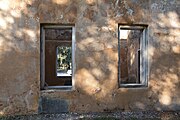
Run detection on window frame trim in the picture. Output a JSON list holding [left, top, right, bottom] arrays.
[[40, 24, 76, 90], [118, 24, 148, 88]]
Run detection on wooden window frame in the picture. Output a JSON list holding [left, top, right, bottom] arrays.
[[40, 24, 75, 90], [118, 24, 148, 88]]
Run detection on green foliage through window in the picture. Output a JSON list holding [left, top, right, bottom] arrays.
[[57, 46, 72, 73]]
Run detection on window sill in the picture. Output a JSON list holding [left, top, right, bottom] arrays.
[[119, 84, 148, 88], [41, 86, 75, 92]]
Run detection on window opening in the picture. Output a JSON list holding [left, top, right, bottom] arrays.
[[118, 24, 148, 88], [56, 46, 72, 77], [40, 25, 75, 90]]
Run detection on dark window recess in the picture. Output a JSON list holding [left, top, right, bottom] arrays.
[[41, 26, 74, 89], [45, 28, 72, 40], [120, 30, 141, 84], [118, 25, 148, 87]]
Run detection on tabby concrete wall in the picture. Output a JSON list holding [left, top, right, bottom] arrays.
[[0, 0, 179, 115]]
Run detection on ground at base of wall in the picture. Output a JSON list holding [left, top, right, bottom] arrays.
[[0, 111, 180, 120]]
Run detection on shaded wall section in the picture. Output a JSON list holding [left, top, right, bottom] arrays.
[[0, 0, 179, 115]]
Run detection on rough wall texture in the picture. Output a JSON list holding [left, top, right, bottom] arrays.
[[0, 0, 179, 115]]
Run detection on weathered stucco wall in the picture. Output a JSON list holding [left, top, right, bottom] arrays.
[[0, 0, 179, 115]]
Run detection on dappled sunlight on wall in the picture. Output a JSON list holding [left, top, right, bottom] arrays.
[[0, 0, 179, 115], [75, 13, 119, 104], [0, 0, 10, 11], [0, 0, 40, 115], [86, 0, 96, 5], [151, 73, 179, 105], [53, 0, 70, 5], [151, 11, 180, 54], [149, 10, 180, 109], [75, 47, 119, 101], [107, 19, 117, 32], [156, 12, 180, 28], [0, 111, 4, 116], [76, 68, 101, 95]]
